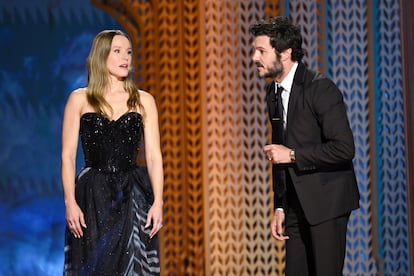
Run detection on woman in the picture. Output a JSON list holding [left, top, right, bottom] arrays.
[[61, 30, 163, 275]]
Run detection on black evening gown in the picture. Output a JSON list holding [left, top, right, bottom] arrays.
[[64, 112, 160, 275]]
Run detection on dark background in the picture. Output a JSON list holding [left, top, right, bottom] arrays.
[[0, 1, 121, 274]]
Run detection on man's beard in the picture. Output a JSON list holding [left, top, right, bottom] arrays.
[[263, 59, 283, 79]]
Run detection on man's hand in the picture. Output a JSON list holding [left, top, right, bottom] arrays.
[[271, 209, 289, 240], [264, 144, 291, 164]]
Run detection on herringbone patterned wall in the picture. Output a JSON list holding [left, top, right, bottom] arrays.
[[93, 0, 410, 275]]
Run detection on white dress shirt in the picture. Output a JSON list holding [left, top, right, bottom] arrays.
[[275, 62, 298, 128]]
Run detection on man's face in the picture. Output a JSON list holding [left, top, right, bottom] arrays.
[[251, 35, 283, 79]]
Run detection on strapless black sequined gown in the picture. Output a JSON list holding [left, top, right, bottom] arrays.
[[64, 112, 160, 276]]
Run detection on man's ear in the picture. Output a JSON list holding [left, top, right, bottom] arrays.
[[280, 48, 292, 61]]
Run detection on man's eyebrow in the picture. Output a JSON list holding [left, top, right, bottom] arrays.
[[255, 46, 269, 51]]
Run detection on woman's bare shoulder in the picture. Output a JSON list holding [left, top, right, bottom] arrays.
[[70, 87, 87, 97], [138, 89, 157, 116], [65, 87, 88, 110], [138, 89, 154, 100], [139, 89, 156, 107]]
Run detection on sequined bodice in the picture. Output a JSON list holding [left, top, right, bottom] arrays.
[[79, 112, 143, 173]]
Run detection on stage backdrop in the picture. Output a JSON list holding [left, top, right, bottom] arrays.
[[0, 0, 411, 275]]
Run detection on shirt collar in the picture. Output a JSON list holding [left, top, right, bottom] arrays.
[[277, 62, 298, 93]]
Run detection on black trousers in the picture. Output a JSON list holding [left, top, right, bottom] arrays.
[[284, 177, 350, 276]]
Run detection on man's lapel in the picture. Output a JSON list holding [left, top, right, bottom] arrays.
[[286, 63, 306, 130]]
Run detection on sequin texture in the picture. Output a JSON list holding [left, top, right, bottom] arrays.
[[64, 112, 160, 276]]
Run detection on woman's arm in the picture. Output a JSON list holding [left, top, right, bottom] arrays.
[[61, 89, 86, 238], [140, 90, 164, 238]]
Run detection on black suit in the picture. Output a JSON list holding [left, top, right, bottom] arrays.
[[267, 62, 360, 275]]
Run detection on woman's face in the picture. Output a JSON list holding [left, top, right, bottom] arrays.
[[106, 35, 132, 80]]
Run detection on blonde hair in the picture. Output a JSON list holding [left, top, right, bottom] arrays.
[[86, 30, 144, 117]]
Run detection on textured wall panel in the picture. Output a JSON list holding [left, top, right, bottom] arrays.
[[154, 2, 189, 274], [325, 0, 377, 274], [180, 0, 205, 274], [375, 0, 410, 274], [204, 1, 246, 274], [204, 0, 283, 275], [288, 0, 319, 71]]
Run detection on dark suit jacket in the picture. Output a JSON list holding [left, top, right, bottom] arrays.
[[268, 62, 360, 225]]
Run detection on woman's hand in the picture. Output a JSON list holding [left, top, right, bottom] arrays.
[[146, 201, 163, 238], [65, 200, 86, 238]]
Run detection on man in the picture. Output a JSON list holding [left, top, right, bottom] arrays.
[[249, 16, 360, 276]]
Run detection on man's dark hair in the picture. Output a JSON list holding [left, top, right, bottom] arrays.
[[249, 16, 305, 62]]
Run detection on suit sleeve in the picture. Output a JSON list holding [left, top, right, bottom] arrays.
[[295, 78, 355, 171]]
